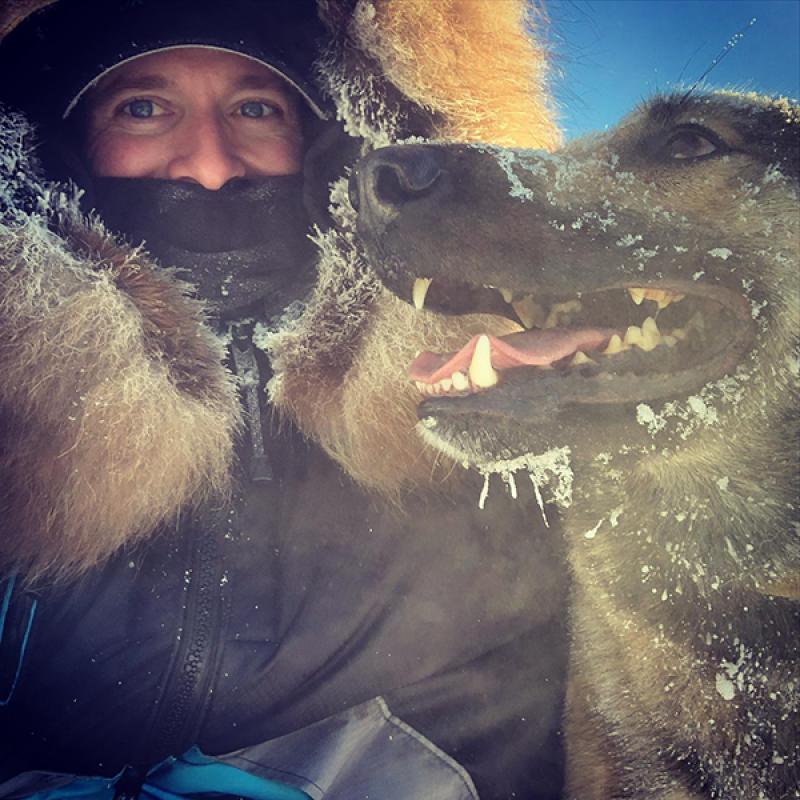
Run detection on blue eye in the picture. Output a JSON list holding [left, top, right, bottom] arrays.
[[239, 101, 275, 119], [125, 99, 155, 118]]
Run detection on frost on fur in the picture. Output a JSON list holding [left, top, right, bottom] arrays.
[[0, 111, 239, 581], [349, 90, 800, 798]]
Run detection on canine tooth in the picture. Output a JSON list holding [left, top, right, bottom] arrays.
[[603, 334, 626, 355], [571, 351, 595, 366], [468, 334, 499, 389], [642, 316, 660, 336], [671, 327, 688, 341], [452, 371, 469, 391], [624, 325, 644, 347], [639, 316, 661, 351], [499, 288, 514, 304], [628, 288, 646, 305], [413, 278, 432, 310], [512, 296, 546, 329]]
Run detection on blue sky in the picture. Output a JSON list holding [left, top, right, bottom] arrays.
[[542, 0, 800, 139]]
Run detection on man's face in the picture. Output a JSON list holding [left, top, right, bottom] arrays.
[[86, 48, 304, 189]]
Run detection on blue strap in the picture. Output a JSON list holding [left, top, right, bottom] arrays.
[[20, 748, 310, 800], [0, 574, 38, 706]]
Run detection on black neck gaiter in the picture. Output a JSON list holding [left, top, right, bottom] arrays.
[[91, 175, 318, 318]]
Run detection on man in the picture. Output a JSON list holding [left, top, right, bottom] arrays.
[[85, 48, 305, 187], [0, 2, 567, 798]]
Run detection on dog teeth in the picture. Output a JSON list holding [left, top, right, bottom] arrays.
[[499, 288, 514, 303], [571, 351, 596, 366], [627, 287, 686, 309], [451, 371, 469, 391], [654, 290, 685, 309], [621, 317, 662, 352], [468, 334, 499, 389], [413, 337, 499, 396], [623, 325, 643, 347], [603, 334, 628, 355], [640, 316, 661, 350], [413, 278, 432, 310]]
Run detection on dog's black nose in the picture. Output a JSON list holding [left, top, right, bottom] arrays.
[[352, 145, 446, 230]]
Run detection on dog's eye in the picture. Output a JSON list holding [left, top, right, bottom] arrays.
[[665, 129, 720, 160]]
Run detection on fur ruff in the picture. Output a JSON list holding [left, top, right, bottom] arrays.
[[0, 114, 239, 581], [267, 0, 560, 493], [265, 233, 521, 495]]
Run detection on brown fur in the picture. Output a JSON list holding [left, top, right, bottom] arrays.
[[0, 208, 239, 582], [357, 0, 560, 149]]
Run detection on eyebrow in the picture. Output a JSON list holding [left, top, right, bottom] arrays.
[[90, 74, 171, 105], [93, 71, 287, 103]]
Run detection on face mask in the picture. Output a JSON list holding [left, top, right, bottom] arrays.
[[91, 175, 318, 318]]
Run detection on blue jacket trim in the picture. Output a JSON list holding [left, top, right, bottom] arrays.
[[15, 748, 310, 800], [0, 575, 37, 706]]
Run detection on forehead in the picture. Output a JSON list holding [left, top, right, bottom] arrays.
[[92, 46, 294, 96]]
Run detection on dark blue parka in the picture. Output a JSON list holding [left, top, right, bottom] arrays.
[[1, 394, 568, 798]]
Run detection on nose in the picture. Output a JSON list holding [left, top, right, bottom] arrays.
[[166, 115, 247, 190], [351, 145, 446, 230]]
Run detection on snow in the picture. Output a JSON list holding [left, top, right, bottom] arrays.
[[709, 247, 733, 260], [467, 446, 573, 528], [716, 672, 736, 700]]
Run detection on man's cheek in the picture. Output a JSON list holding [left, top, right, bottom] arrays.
[[249, 137, 303, 176], [87, 133, 162, 178]]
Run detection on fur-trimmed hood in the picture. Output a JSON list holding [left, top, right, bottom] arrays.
[[0, 0, 560, 580]]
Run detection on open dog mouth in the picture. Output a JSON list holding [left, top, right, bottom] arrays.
[[403, 276, 755, 408]]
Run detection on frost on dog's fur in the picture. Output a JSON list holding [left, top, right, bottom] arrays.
[[355, 92, 799, 798]]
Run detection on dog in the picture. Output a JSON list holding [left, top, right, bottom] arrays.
[[352, 91, 800, 798]]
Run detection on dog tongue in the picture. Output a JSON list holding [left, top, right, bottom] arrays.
[[409, 328, 616, 383]]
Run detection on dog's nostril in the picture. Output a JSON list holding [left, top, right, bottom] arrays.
[[374, 164, 413, 208], [354, 146, 446, 227], [367, 147, 445, 211]]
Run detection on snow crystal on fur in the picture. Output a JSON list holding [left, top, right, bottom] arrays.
[[0, 111, 239, 581]]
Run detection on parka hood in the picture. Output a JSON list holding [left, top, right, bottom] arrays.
[[2, 0, 560, 148], [0, 0, 560, 580]]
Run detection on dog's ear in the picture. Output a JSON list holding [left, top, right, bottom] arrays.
[[303, 119, 364, 231]]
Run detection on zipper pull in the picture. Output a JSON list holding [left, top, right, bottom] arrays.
[[230, 327, 273, 482]]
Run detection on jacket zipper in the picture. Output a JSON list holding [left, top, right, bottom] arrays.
[[142, 516, 228, 763]]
